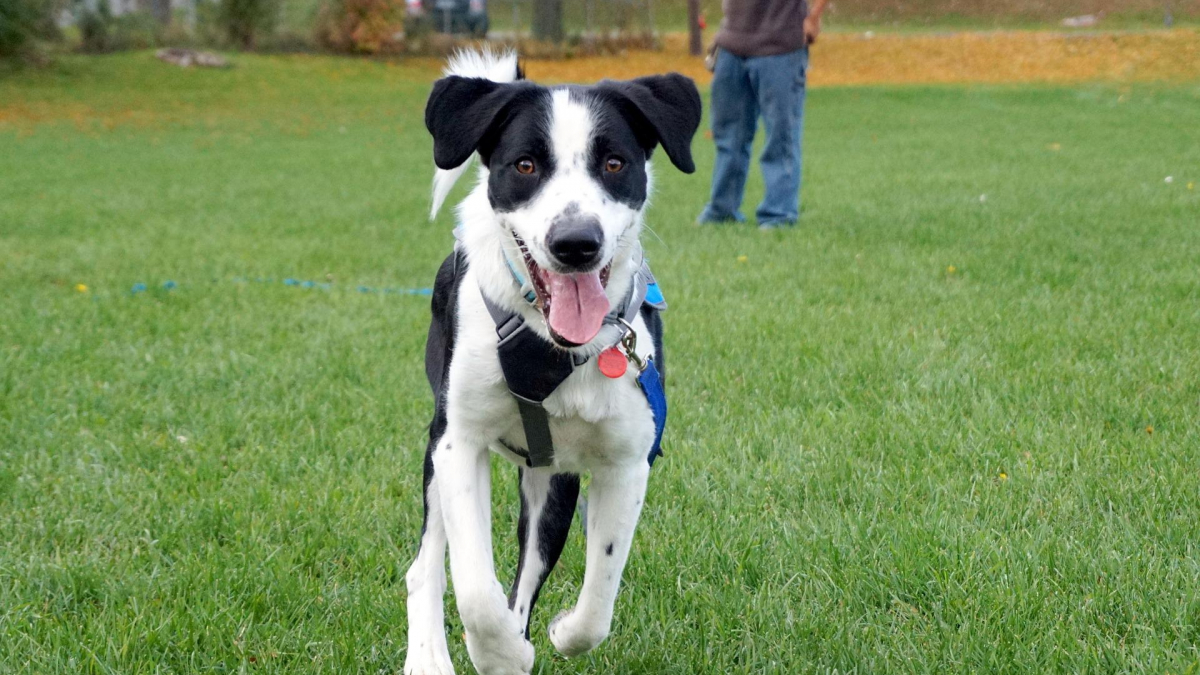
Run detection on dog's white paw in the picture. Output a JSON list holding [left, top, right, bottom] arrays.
[[548, 608, 609, 658], [462, 599, 534, 675], [403, 637, 456, 675], [464, 628, 533, 675]]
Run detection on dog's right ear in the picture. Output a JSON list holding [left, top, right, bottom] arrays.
[[425, 76, 527, 170]]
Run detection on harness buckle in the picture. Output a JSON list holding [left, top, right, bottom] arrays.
[[618, 318, 647, 373]]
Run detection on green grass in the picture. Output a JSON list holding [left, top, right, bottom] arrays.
[[3, 53, 1200, 674]]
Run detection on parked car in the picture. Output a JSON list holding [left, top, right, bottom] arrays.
[[406, 0, 488, 37]]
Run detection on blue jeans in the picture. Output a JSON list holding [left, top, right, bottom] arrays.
[[698, 47, 809, 226]]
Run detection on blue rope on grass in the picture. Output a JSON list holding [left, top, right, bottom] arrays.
[[124, 276, 432, 297]]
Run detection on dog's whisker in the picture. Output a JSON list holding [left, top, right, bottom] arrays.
[[640, 223, 668, 249]]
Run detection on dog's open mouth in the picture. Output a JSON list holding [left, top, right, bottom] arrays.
[[513, 232, 611, 347]]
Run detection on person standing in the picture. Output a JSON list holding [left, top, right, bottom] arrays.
[[697, 0, 828, 229]]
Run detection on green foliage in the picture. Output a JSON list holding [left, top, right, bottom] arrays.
[[77, 0, 112, 51], [218, 0, 279, 49], [78, 0, 165, 53], [0, 0, 59, 59], [2, 54, 1200, 673]]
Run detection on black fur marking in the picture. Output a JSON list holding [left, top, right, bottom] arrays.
[[583, 103, 650, 208], [510, 469, 530, 610], [425, 77, 548, 171], [419, 250, 467, 536], [508, 471, 581, 639], [640, 304, 666, 386], [485, 90, 557, 213], [589, 74, 703, 174], [605, 543, 614, 556]]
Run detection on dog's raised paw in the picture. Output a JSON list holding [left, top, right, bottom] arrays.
[[549, 608, 609, 658], [463, 625, 534, 675]]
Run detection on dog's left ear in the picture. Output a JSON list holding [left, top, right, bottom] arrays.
[[597, 73, 703, 174]]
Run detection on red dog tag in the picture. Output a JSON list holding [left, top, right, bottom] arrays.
[[598, 347, 628, 378]]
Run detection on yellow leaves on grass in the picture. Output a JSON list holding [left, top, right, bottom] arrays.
[[525, 28, 1200, 86]]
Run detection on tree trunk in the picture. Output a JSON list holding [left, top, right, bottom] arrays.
[[687, 0, 701, 55], [532, 0, 563, 43]]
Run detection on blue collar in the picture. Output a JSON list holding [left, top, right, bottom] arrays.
[[502, 251, 539, 306]]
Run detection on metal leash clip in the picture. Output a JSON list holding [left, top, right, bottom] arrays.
[[618, 318, 647, 373]]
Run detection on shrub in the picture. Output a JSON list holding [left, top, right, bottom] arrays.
[[0, 0, 60, 59], [315, 0, 402, 54], [78, 0, 112, 52], [218, 0, 279, 49], [79, 0, 163, 53]]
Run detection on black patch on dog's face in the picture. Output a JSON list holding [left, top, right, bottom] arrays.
[[484, 95, 557, 213], [582, 90, 651, 208], [480, 85, 652, 213]]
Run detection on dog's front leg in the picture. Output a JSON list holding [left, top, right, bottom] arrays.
[[435, 438, 534, 675], [549, 461, 650, 657], [404, 438, 455, 675]]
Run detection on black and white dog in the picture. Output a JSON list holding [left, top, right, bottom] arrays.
[[404, 50, 701, 675]]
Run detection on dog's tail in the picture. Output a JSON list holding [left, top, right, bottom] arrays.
[[430, 48, 521, 220]]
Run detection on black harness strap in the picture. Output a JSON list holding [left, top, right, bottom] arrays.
[[482, 293, 574, 467], [482, 267, 648, 468], [515, 399, 555, 467]]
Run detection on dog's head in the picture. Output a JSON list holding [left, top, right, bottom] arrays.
[[426, 67, 701, 347]]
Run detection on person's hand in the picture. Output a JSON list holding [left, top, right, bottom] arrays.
[[804, 14, 822, 45]]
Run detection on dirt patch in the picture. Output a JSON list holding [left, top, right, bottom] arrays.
[[524, 28, 1200, 85]]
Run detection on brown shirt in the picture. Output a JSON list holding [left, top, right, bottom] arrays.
[[715, 0, 808, 58]]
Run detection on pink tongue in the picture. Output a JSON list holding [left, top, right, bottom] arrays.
[[545, 271, 610, 345]]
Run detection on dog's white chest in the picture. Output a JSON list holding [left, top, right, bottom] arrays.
[[537, 366, 656, 469]]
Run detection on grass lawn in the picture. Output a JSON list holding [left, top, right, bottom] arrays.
[[2, 53, 1200, 674]]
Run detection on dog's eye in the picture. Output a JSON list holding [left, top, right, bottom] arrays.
[[515, 158, 536, 175], [605, 157, 625, 173]]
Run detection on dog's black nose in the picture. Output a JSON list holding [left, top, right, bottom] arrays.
[[546, 216, 604, 270]]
